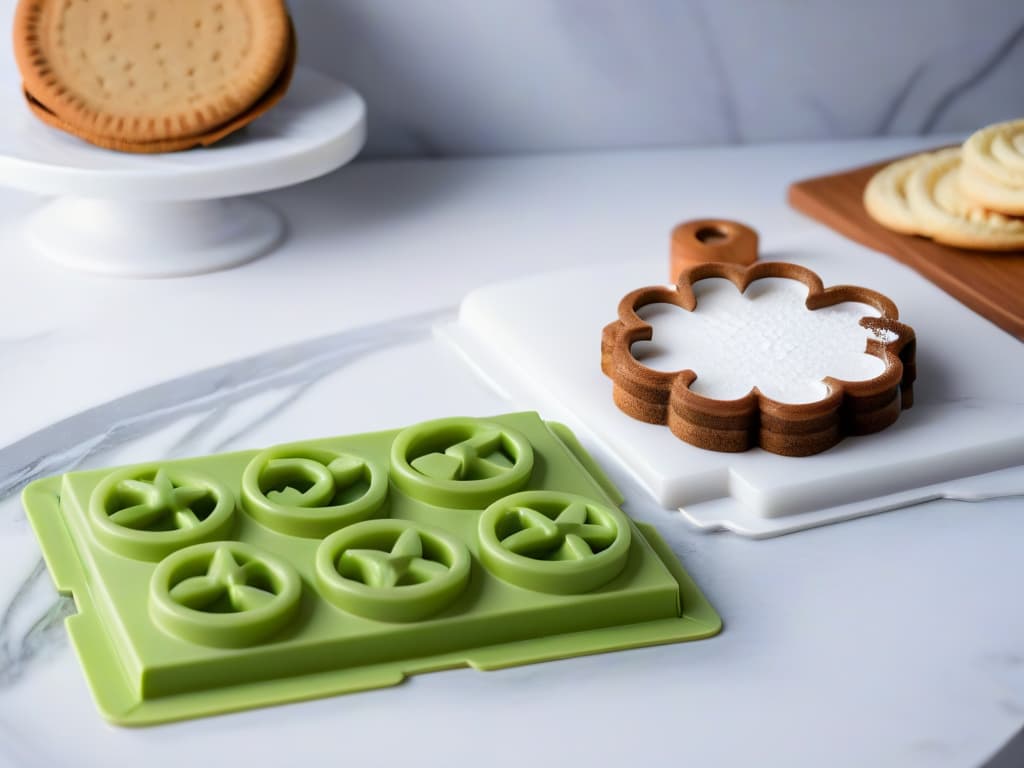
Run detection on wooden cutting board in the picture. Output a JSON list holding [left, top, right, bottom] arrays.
[[788, 154, 1024, 340]]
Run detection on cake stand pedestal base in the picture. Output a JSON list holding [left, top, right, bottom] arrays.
[[27, 197, 285, 277]]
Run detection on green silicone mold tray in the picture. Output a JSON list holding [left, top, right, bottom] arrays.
[[23, 413, 721, 725]]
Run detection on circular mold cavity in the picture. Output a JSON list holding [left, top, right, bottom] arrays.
[[315, 519, 471, 623], [241, 445, 388, 538], [150, 541, 301, 648], [389, 417, 534, 509], [88, 465, 235, 561], [477, 491, 632, 595]]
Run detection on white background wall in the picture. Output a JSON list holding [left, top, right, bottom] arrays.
[[4, 0, 1024, 157], [290, 0, 1024, 156]]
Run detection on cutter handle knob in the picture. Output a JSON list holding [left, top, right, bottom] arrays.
[[670, 219, 759, 281]]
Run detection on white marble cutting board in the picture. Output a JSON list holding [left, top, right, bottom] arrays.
[[439, 234, 1024, 537]]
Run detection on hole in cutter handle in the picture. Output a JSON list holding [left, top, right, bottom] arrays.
[[670, 218, 759, 281], [695, 226, 730, 244]]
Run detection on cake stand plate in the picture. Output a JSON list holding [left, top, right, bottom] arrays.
[[0, 67, 366, 277]]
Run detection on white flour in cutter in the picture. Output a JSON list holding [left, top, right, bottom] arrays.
[[633, 277, 886, 403]]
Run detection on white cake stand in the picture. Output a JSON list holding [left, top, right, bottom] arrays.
[[0, 68, 366, 277]]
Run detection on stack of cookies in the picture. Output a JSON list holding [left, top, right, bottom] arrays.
[[864, 119, 1024, 251], [13, 0, 296, 153]]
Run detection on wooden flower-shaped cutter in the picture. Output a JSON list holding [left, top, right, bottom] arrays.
[[602, 220, 917, 457]]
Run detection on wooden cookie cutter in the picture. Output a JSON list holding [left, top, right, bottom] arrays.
[[603, 227, 916, 456]]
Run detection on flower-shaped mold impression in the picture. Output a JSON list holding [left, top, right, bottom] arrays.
[[389, 417, 534, 509], [601, 262, 916, 456], [316, 519, 471, 622], [478, 491, 632, 595], [241, 445, 388, 538], [150, 541, 302, 648], [89, 465, 236, 561]]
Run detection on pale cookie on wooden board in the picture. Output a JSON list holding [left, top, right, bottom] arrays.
[[863, 151, 937, 235], [13, 0, 291, 145], [960, 119, 1024, 215], [905, 147, 1024, 251]]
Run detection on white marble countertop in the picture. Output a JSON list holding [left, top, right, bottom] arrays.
[[0, 136, 1022, 768]]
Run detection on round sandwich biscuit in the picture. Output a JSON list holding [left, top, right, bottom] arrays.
[[905, 147, 1024, 251], [863, 151, 936, 235], [23, 20, 296, 153], [14, 0, 291, 145]]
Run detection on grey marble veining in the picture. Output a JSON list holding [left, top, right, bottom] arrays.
[[0, 0, 1020, 158], [287, 0, 1024, 156], [0, 309, 452, 510], [0, 556, 73, 688], [0, 310, 452, 691]]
